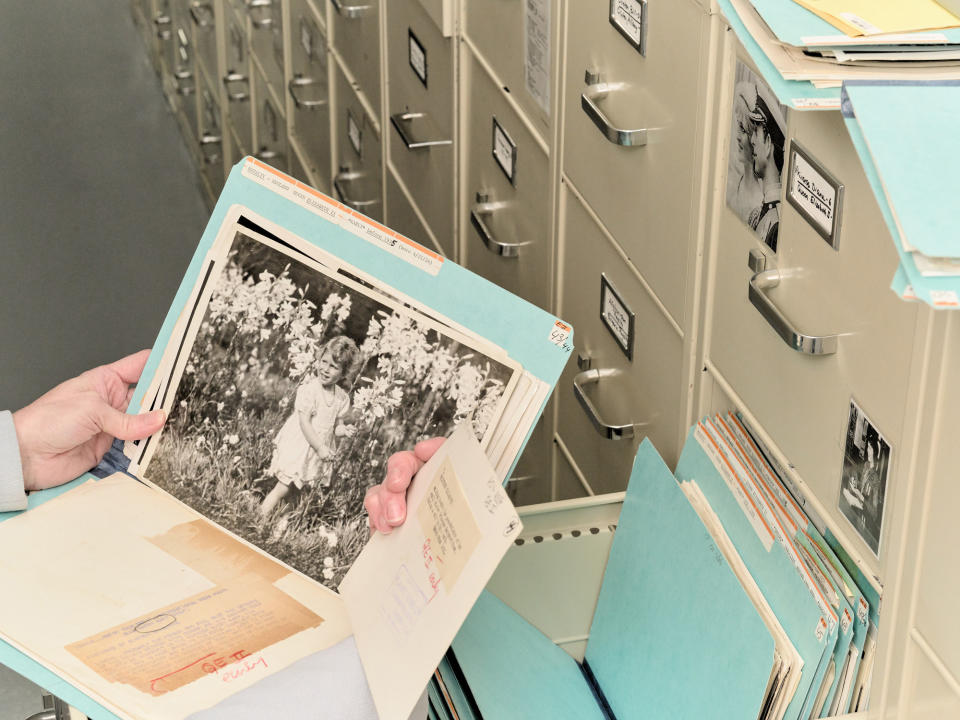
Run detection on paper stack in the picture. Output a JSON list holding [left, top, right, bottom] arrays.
[[718, 0, 960, 109], [839, 81, 960, 308], [427, 416, 882, 719]]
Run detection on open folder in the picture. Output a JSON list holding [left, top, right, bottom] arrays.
[[448, 439, 797, 720], [0, 159, 573, 720]]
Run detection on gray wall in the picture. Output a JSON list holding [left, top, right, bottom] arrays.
[[0, 1, 209, 411]]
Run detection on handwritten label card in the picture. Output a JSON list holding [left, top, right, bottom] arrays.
[[341, 426, 521, 720], [609, 0, 648, 55], [787, 141, 844, 249], [600, 273, 634, 360]]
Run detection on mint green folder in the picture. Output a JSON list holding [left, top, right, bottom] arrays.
[[452, 439, 780, 720], [675, 425, 837, 720], [840, 84, 960, 308]]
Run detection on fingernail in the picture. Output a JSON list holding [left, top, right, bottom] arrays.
[[386, 499, 404, 524], [155, 409, 167, 424]]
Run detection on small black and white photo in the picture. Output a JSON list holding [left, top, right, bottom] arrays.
[[726, 61, 788, 253], [143, 226, 518, 590], [837, 400, 891, 556]]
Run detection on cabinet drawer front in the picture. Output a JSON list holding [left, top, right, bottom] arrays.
[[385, 168, 443, 257], [329, 0, 381, 117], [461, 49, 552, 311], [289, 0, 331, 191], [333, 61, 383, 222], [556, 183, 684, 494], [254, 65, 288, 172], [562, 0, 709, 329]]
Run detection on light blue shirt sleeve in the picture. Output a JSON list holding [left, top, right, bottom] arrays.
[[0, 410, 27, 512]]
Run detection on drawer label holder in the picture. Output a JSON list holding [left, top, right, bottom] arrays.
[[786, 140, 845, 250], [408, 28, 427, 87], [492, 116, 518, 186], [609, 0, 648, 56], [600, 274, 634, 360]]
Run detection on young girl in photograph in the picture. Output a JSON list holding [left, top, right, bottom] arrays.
[[260, 335, 360, 517]]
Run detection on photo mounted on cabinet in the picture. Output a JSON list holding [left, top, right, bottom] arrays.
[[726, 60, 788, 253], [837, 399, 890, 556], [133, 217, 520, 590]]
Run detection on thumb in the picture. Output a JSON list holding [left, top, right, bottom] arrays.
[[96, 405, 166, 441]]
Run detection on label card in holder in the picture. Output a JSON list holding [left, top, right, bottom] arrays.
[[408, 29, 427, 87], [600, 274, 634, 360], [787, 141, 844, 250], [609, 0, 648, 55], [347, 108, 362, 158], [300, 16, 313, 60], [492, 117, 517, 185]]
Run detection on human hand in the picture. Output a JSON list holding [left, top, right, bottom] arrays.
[[13, 350, 166, 492], [364, 436, 445, 535], [335, 423, 357, 438]]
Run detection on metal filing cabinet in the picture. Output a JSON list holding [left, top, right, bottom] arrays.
[[461, 0, 558, 142], [288, 0, 331, 192], [247, 0, 285, 101], [460, 46, 552, 312], [288, 134, 311, 184], [332, 60, 382, 222], [385, 0, 457, 257], [223, 9, 253, 155], [505, 409, 555, 507], [555, 182, 685, 496], [562, 0, 711, 331], [328, 0, 381, 119], [152, 0, 176, 77], [253, 63, 288, 170]]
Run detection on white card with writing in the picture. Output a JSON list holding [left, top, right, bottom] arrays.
[[340, 425, 522, 720], [786, 141, 844, 249]]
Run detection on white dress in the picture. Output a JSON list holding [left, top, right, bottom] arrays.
[[268, 377, 350, 489]]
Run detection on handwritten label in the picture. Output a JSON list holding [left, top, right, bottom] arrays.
[[841, 608, 852, 635], [548, 320, 572, 352], [408, 29, 427, 86], [858, 597, 869, 624], [347, 108, 362, 157], [791, 97, 842, 110], [609, 0, 647, 53], [930, 289, 960, 307], [838, 12, 883, 35], [816, 617, 828, 642], [788, 143, 843, 247], [524, 0, 550, 114], [492, 117, 517, 185], [600, 274, 633, 360]]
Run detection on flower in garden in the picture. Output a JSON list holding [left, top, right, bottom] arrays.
[[322, 568, 335, 581], [225, 434, 240, 446], [323, 556, 334, 568]]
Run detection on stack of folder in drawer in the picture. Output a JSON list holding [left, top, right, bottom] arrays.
[[429, 415, 881, 719]]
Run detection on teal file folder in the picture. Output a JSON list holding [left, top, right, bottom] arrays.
[[675, 424, 837, 720]]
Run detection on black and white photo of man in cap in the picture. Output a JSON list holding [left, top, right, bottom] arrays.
[[725, 62, 788, 252]]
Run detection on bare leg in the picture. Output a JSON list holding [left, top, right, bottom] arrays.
[[261, 482, 290, 516]]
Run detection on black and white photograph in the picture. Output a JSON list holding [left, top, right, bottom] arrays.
[[142, 225, 519, 590], [726, 60, 788, 253], [837, 400, 891, 556]]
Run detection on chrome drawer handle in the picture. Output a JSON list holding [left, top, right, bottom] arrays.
[[189, 2, 214, 28], [245, 0, 272, 7], [289, 75, 327, 110], [334, 168, 378, 210], [250, 6, 274, 28], [470, 193, 527, 258], [155, 12, 172, 39], [154, 13, 171, 26], [255, 149, 283, 162], [222, 72, 250, 102], [580, 69, 647, 147], [331, 0, 371, 19], [200, 133, 222, 165], [748, 269, 839, 356], [573, 368, 645, 440], [390, 112, 452, 150]]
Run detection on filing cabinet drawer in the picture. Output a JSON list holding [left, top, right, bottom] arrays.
[[415, 0, 452, 37], [554, 441, 588, 501], [198, 72, 225, 195], [385, 0, 456, 256], [562, 0, 710, 329], [154, 0, 177, 78], [171, 17, 199, 130], [329, 0, 381, 118], [253, 64, 288, 171], [288, 0, 331, 193], [189, 0, 218, 86], [556, 183, 684, 494], [288, 138, 311, 185], [506, 409, 554, 507], [333, 61, 383, 222], [248, 0, 285, 101], [223, 11, 253, 153], [385, 168, 442, 256], [706, 100, 919, 552], [461, 48, 552, 312], [462, 0, 558, 139]]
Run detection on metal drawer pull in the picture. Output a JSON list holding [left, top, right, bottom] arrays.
[[331, 0, 372, 18], [470, 192, 527, 258], [580, 69, 647, 147], [288, 75, 327, 110], [154, 13, 171, 26], [250, 7, 274, 28], [200, 133, 222, 165], [390, 112, 452, 150], [245, 0, 272, 7], [222, 72, 250, 102], [189, 2, 214, 28], [255, 149, 282, 162], [748, 268, 839, 355], [573, 368, 645, 440], [334, 168, 378, 210]]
